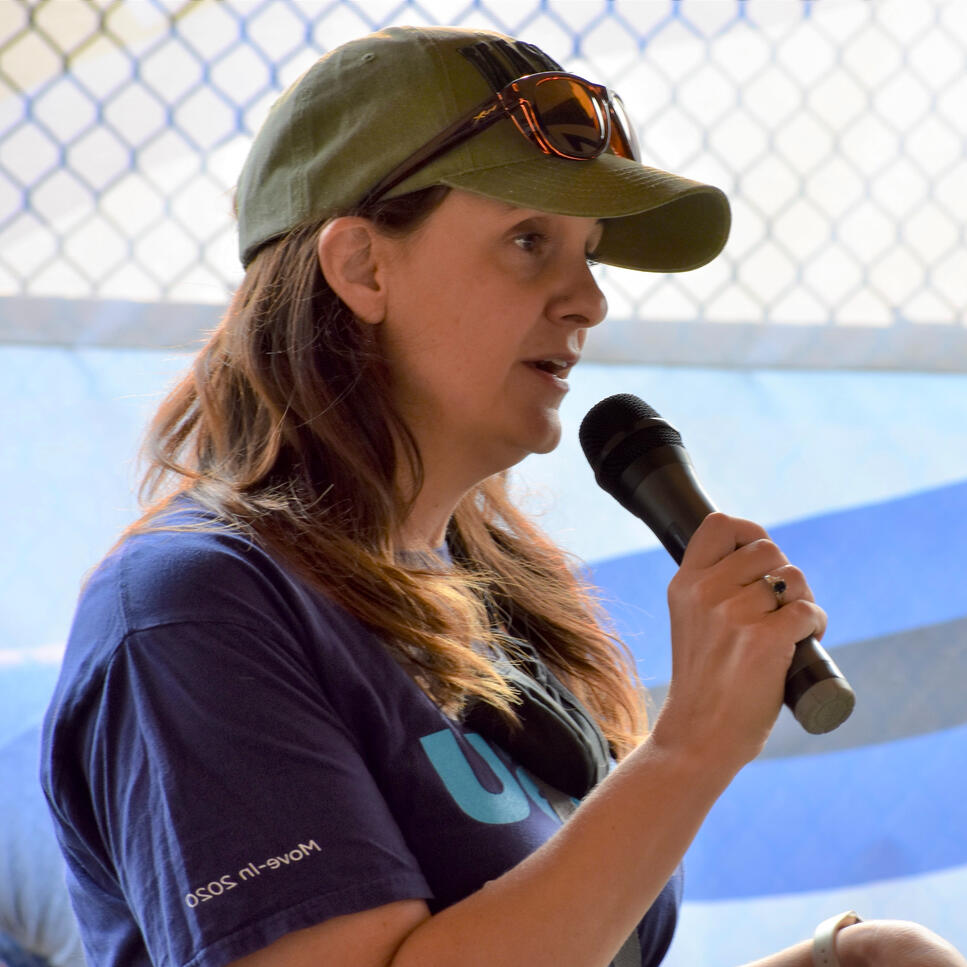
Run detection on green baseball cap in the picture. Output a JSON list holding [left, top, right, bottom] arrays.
[[236, 25, 730, 272]]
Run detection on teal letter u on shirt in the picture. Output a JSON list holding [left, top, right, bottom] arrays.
[[419, 730, 531, 824]]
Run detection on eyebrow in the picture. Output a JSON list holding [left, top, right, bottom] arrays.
[[508, 208, 607, 232], [496, 201, 605, 226]]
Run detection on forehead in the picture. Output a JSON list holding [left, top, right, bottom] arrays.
[[440, 191, 605, 236]]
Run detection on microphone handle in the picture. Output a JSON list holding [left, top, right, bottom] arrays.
[[610, 449, 855, 735]]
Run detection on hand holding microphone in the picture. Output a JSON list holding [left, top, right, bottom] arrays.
[[579, 393, 855, 736]]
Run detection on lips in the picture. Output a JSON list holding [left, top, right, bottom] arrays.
[[526, 354, 579, 379]]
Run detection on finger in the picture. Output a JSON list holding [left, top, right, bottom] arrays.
[[710, 536, 788, 587], [750, 564, 815, 611], [761, 573, 789, 611], [725, 567, 804, 617], [680, 513, 772, 570], [765, 597, 828, 645]]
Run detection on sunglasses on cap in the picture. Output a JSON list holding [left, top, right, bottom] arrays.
[[358, 71, 641, 208]]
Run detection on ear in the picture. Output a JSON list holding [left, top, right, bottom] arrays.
[[316, 217, 387, 325]]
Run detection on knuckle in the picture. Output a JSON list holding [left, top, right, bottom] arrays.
[[694, 512, 730, 540], [714, 596, 746, 626], [750, 539, 787, 572], [746, 538, 777, 563], [738, 516, 769, 537], [781, 563, 806, 586], [783, 598, 812, 619], [669, 568, 716, 608], [779, 599, 826, 638], [745, 535, 775, 554]]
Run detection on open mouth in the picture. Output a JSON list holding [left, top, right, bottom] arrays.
[[529, 358, 572, 377]]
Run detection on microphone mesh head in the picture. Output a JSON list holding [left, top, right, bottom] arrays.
[[579, 393, 682, 476]]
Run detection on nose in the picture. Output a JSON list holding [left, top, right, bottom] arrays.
[[549, 261, 608, 330]]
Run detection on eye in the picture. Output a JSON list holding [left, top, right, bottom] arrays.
[[513, 231, 547, 253]]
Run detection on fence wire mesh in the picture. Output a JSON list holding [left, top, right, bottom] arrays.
[[1, 0, 965, 365]]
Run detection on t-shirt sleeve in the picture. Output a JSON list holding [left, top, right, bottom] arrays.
[[86, 614, 431, 967]]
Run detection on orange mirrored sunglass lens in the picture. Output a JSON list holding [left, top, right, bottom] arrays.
[[520, 76, 608, 158], [532, 76, 608, 158], [510, 74, 639, 161]]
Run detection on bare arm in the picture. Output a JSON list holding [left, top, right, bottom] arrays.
[[232, 514, 824, 967]]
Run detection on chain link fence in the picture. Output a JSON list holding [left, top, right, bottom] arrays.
[[1, 0, 965, 367]]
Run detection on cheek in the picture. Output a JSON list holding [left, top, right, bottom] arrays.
[[383, 281, 513, 377], [376, 301, 480, 412], [378, 243, 541, 408]]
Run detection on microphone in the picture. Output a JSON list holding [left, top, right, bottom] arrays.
[[579, 393, 855, 735]]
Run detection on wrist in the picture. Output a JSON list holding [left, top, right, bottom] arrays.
[[644, 719, 743, 791], [648, 702, 757, 781]]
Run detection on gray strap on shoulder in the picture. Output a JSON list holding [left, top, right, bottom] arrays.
[[612, 931, 643, 967], [540, 785, 643, 967]]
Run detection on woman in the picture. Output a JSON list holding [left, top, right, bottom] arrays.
[[41, 25, 965, 967]]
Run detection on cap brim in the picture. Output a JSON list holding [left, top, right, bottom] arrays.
[[434, 152, 730, 273]]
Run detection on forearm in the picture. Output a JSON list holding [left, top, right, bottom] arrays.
[[391, 734, 739, 967]]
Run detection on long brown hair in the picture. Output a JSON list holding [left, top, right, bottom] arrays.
[[134, 187, 647, 757]]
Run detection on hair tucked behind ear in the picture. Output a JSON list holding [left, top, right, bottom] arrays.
[[131, 186, 647, 758]]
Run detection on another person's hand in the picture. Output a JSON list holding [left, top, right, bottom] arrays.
[[835, 919, 967, 967]]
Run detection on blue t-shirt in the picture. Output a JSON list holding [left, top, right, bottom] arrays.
[[42, 504, 682, 967]]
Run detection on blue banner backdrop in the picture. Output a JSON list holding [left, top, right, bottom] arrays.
[[3, 348, 966, 963]]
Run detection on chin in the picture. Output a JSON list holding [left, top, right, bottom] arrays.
[[485, 414, 562, 472], [530, 433, 561, 455], [523, 417, 562, 456]]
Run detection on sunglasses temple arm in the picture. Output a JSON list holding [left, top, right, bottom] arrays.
[[356, 103, 504, 209]]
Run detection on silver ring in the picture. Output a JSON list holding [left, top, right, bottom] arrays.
[[762, 574, 787, 608]]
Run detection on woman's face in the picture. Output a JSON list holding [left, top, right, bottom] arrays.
[[376, 189, 607, 481]]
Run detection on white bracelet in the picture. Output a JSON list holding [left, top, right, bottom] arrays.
[[812, 910, 863, 967]]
